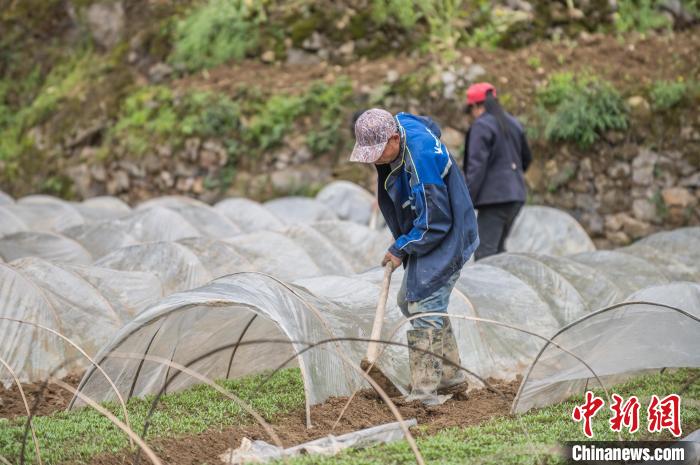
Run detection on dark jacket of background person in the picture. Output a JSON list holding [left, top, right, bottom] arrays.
[[463, 112, 532, 207], [376, 112, 479, 302]]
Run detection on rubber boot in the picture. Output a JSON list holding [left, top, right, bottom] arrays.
[[438, 320, 469, 395], [405, 328, 451, 406]]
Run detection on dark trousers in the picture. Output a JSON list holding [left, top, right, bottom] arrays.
[[474, 201, 523, 261]]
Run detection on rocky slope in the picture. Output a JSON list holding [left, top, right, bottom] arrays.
[[0, 0, 698, 248]]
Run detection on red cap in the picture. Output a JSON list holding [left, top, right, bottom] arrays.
[[466, 82, 496, 105]]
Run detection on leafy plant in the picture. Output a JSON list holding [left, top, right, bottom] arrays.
[[371, 0, 422, 28], [614, 0, 673, 33], [0, 53, 93, 163], [169, 0, 269, 72], [0, 369, 304, 464], [537, 73, 628, 148], [305, 79, 354, 155], [244, 94, 305, 150], [649, 79, 688, 110], [110, 86, 240, 155]]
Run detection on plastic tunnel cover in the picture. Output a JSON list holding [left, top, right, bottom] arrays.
[[570, 250, 671, 295], [4, 202, 85, 232], [0, 263, 70, 384], [453, 264, 560, 378], [95, 242, 212, 294], [177, 237, 255, 279], [224, 231, 323, 281], [264, 197, 339, 224], [214, 198, 285, 233], [281, 224, 355, 276], [62, 222, 139, 259], [522, 254, 625, 311], [10, 257, 125, 352], [505, 206, 596, 256], [72, 273, 362, 412], [512, 300, 700, 414], [481, 253, 589, 326], [0, 206, 28, 236], [315, 181, 375, 225], [0, 232, 93, 265], [0, 190, 13, 204]]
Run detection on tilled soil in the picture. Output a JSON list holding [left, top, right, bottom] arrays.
[[0, 373, 82, 419], [88, 378, 519, 465]]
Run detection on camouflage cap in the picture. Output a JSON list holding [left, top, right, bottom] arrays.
[[349, 108, 397, 163]]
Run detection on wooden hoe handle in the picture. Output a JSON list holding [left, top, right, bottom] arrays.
[[366, 262, 395, 364]]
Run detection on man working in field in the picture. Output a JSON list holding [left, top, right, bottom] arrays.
[[349, 109, 480, 405]]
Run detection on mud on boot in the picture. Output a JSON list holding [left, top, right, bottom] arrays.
[[405, 328, 451, 406], [437, 320, 469, 396]]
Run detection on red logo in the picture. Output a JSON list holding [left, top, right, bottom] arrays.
[[647, 394, 682, 437], [609, 394, 640, 433], [572, 392, 682, 438], [572, 391, 605, 438]]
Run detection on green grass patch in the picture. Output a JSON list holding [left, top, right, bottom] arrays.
[[0, 368, 304, 464], [649, 79, 698, 111], [169, 0, 268, 72], [0, 52, 97, 174], [614, 0, 673, 34], [536, 72, 628, 148], [287, 369, 699, 465], [109, 85, 241, 156]]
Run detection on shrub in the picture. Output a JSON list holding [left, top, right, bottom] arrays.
[[649, 80, 688, 110], [614, 0, 673, 33], [305, 79, 354, 155], [244, 94, 306, 150], [0, 53, 93, 164], [537, 73, 628, 148], [110, 86, 240, 155], [169, 0, 268, 72]]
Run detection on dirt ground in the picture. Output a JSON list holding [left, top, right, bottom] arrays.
[[0, 373, 82, 419], [88, 378, 519, 465], [176, 29, 700, 111]]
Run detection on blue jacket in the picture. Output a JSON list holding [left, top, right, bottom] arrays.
[[377, 113, 480, 302], [463, 112, 532, 207]]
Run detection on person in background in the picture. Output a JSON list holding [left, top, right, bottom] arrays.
[[463, 83, 532, 260], [349, 108, 479, 405]]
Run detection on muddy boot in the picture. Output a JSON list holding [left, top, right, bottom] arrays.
[[438, 321, 469, 396], [405, 328, 451, 406]]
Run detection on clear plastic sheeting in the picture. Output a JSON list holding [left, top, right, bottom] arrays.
[[3, 202, 85, 232], [0, 190, 13, 204], [0, 206, 28, 236], [225, 231, 323, 281], [482, 254, 589, 326], [95, 242, 212, 294], [177, 237, 254, 278], [109, 207, 201, 242], [136, 195, 210, 210], [316, 181, 375, 225], [73, 226, 700, 410], [264, 197, 339, 224], [310, 222, 393, 272], [214, 198, 285, 233], [0, 260, 156, 384], [64, 265, 163, 319], [74, 273, 364, 412], [62, 223, 139, 260], [506, 206, 596, 256], [635, 227, 700, 268], [163, 204, 241, 238], [76, 196, 131, 220], [524, 254, 625, 311], [0, 232, 93, 265], [512, 298, 700, 414], [570, 251, 671, 295]]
